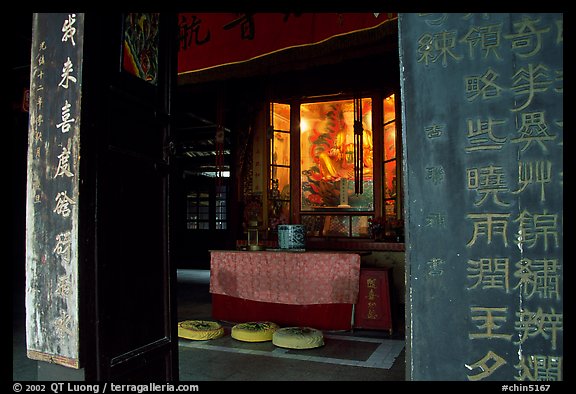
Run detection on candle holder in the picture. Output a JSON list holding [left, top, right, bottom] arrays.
[[247, 220, 265, 250]]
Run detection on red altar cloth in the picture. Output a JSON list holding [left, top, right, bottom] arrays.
[[209, 250, 361, 330], [211, 294, 355, 330]]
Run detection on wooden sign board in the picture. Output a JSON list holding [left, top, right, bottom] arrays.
[[25, 13, 84, 369], [399, 13, 563, 381]]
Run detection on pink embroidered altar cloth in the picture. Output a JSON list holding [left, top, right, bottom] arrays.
[[209, 250, 361, 305]]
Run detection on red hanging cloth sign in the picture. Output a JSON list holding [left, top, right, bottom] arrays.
[[177, 13, 396, 74]]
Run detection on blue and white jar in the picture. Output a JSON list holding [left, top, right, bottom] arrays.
[[277, 224, 306, 249]]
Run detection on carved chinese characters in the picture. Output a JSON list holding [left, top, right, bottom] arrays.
[[25, 13, 84, 369], [400, 13, 562, 381]]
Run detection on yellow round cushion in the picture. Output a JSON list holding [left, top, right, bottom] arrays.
[[231, 321, 279, 342], [272, 327, 324, 349], [178, 320, 224, 340]]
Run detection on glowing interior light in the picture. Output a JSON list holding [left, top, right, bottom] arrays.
[[300, 119, 309, 133]]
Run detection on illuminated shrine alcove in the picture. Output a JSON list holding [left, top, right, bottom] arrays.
[[269, 93, 401, 240]]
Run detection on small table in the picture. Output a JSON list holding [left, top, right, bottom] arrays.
[[209, 250, 361, 330]]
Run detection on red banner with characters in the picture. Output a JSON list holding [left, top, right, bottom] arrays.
[[177, 13, 396, 74]]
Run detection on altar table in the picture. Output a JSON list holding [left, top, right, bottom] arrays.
[[210, 250, 361, 330]]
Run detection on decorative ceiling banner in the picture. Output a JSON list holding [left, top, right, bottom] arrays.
[[177, 13, 396, 74], [122, 13, 160, 85]]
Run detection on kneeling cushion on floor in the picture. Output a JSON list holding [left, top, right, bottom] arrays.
[[231, 321, 279, 342], [272, 327, 324, 349], [178, 320, 225, 340]]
